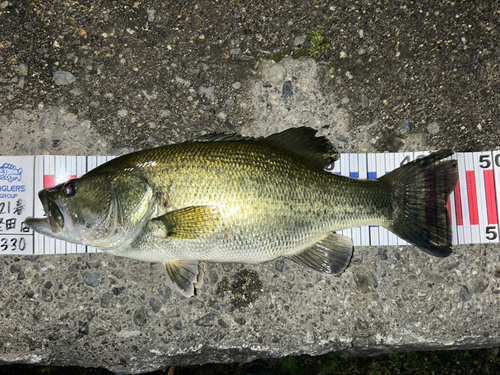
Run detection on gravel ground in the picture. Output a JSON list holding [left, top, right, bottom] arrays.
[[1, 0, 499, 154]]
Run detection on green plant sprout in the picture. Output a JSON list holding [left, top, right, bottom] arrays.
[[308, 28, 331, 58]]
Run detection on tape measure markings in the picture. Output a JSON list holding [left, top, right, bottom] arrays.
[[1, 151, 500, 255]]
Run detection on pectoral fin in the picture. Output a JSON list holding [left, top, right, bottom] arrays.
[[289, 233, 353, 274], [163, 260, 204, 298], [151, 206, 219, 239]]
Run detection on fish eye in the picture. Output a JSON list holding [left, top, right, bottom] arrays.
[[62, 181, 77, 196]]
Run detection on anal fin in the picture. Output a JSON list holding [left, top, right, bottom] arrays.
[[163, 260, 202, 298], [289, 233, 353, 274]]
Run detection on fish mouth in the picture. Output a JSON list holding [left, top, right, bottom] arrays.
[[25, 190, 65, 235]]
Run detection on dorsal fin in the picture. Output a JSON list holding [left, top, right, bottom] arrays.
[[263, 127, 339, 169], [193, 126, 339, 169]]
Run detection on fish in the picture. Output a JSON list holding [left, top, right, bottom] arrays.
[[0, 163, 23, 183], [25, 127, 458, 297]]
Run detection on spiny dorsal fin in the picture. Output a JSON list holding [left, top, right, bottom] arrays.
[[151, 206, 219, 239], [289, 232, 353, 274], [194, 127, 339, 169], [263, 127, 339, 169]]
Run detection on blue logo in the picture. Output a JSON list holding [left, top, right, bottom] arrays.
[[0, 163, 23, 183]]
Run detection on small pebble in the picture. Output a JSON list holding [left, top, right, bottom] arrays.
[[238, 55, 254, 61], [199, 86, 216, 102], [362, 95, 370, 108], [230, 48, 241, 55], [459, 285, 471, 302], [397, 120, 411, 136], [101, 292, 113, 308], [427, 122, 440, 135], [232, 82, 241, 90], [112, 287, 125, 296], [157, 285, 171, 299], [282, 81, 293, 99], [268, 64, 286, 86], [293, 35, 306, 46], [17, 268, 25, 281], [194, 314, 215, 327], [149, 298, 162, 313], [83, 272, 99, 287], [133, 307, 148, 326], [234, 317, 246, 325], [192, 300, 205, 309], [275, 260, 285, 272], [147, 9, 156, 22], [10, 264, 21, 274], [218, 319, 229, 328], [25, 290, 35, 299], [208, 271, 219, 284], [53, 70, 76, 86], [117, 109, 128, 117], [111, 269, 125, 279], [159, 109, 171, 118], [79, 321, 89, 336], [24, 22, 35, 31], [119, 296, 129, 305], [41, 288, 53, 302], [18, 63, 28, 76]]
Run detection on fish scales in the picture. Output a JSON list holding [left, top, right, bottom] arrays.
[[97, 140, 390, 263]]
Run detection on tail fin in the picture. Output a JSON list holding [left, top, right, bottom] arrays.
[[379, 151, 458, 257]]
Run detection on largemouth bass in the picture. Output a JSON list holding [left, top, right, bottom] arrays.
[[26, 127, 458, 297]]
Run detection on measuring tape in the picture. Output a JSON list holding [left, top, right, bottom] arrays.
[[0, 151, 498, 255]]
